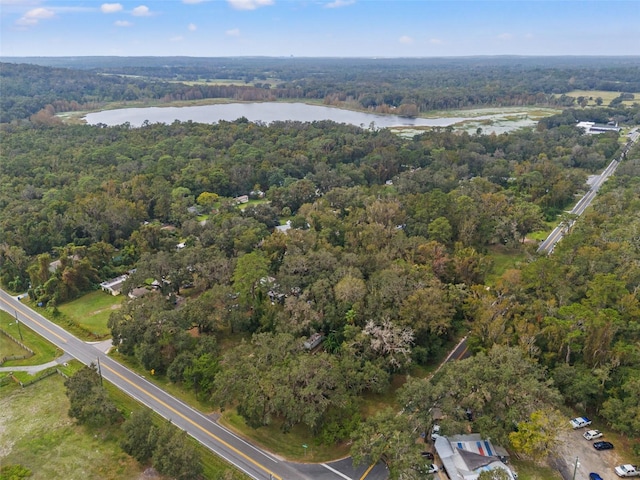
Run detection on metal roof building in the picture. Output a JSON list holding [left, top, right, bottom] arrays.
[[434, 434, 517, 480]]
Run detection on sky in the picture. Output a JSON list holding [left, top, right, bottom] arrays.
[[1, 0, 639, 57]]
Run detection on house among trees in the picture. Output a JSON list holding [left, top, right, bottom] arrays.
[[100, 274, 129, 296], [303, 332, 324, 350], [434, 434, 516, 480]]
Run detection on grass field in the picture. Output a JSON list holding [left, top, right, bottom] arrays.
[[0, 310, 61, 366], [56, 290, 122, 338], [0, 376, 142, 480], [565, 90, 639, 106]]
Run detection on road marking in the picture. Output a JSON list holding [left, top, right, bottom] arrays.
[[321, 463, 353, 480], [455, 345, 468, 360], [359, 463, 376, 480], [102, 363, 281, 480], [0, 297, 68, 343]]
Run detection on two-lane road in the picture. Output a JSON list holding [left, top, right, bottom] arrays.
[[0, 289, 386, 480]]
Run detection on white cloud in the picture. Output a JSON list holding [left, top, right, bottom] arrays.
[[101, 3, 123, 13], [114, 20, 132, 27], [324, 0, 355, 8], [429, 38, 443, 45], [132, 5, 151, 16], [227, 0, 273, 11], [226, 28, 240, 36], [170, 35, 184, 42], [399, 35, 414, 45], [497, 33, 513, 40], [188, 23, 197, 31], [16, 7, 55, 26]]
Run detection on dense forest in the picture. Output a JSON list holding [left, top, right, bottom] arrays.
[[1, 60, 640, 478], [3, 56, 640, 123]]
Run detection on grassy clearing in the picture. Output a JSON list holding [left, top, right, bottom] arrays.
[[0, 310, 61, 366], [56, 290, 122, 338], [485, 246, 529, 285], [565, 90, 639, 106], [0, 375, 142, 480]]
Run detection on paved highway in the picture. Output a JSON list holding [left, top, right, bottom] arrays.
[[538, 130, 638, 254], [0, 289, 386, 480]]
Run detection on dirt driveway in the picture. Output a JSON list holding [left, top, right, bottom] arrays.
[[551, 428, 625, 480]]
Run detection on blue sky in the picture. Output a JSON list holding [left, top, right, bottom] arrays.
[[1, 0, 639, 57]]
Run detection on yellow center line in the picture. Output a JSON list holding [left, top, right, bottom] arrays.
[[456, 346, 468, 360], [359, 462, 376, 480], [2, 299, 68, 343], [102, 363, 281, 480]]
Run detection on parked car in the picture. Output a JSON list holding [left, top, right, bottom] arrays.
[[421, 451, 434, 460], [415, 463, 439, 475], [593, 441, 614, 451], [570, 416, 592, 429], [589, 474, 603, 480], [583, 430, 603, 440], [430, 424, 441, 441], [615, 465, 640, 477]]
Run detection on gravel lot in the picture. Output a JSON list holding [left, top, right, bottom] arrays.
[[552, 427, 625, 480]]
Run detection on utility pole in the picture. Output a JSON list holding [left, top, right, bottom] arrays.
[[571, 457, 579, 480], [14, 310, 23, 342], [97, 356, 103, 387]]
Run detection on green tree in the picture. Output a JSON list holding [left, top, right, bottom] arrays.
[[350, 407, 421, 480], [121, 409, 156, 463], [509, 408, 567, 461], [232, 251, 269, 304], [64, 364, 120, 427], [152, 424, 203, 480]]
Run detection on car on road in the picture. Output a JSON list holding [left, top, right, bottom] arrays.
[[570, 416, 592, 429], [615, 465, 640, 477], [589, 474, 603, 480], [593, 441, 614, 451], [583, 430, 603, 440]]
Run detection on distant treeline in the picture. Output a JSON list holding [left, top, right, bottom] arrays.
[[2, 57, 640, 123]]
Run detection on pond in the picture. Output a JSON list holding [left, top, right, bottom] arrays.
[[83, 102, 535, 132]]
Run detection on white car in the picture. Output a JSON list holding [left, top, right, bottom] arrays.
[[430, 424, 441, 441], [570, 416, 591, 429], [583, 430, 603, 440], [615, 465, 640, 477]]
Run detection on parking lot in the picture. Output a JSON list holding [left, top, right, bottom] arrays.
[[552, 428, 625, 480]]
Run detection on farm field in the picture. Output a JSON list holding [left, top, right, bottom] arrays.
[[0, 376, 142, 480]]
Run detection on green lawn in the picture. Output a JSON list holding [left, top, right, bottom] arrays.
[[55, 290, 123, 338], [0, 310, 61, 366]]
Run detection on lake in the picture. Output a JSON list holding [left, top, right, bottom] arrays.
[[83, 102, 530, 131]]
